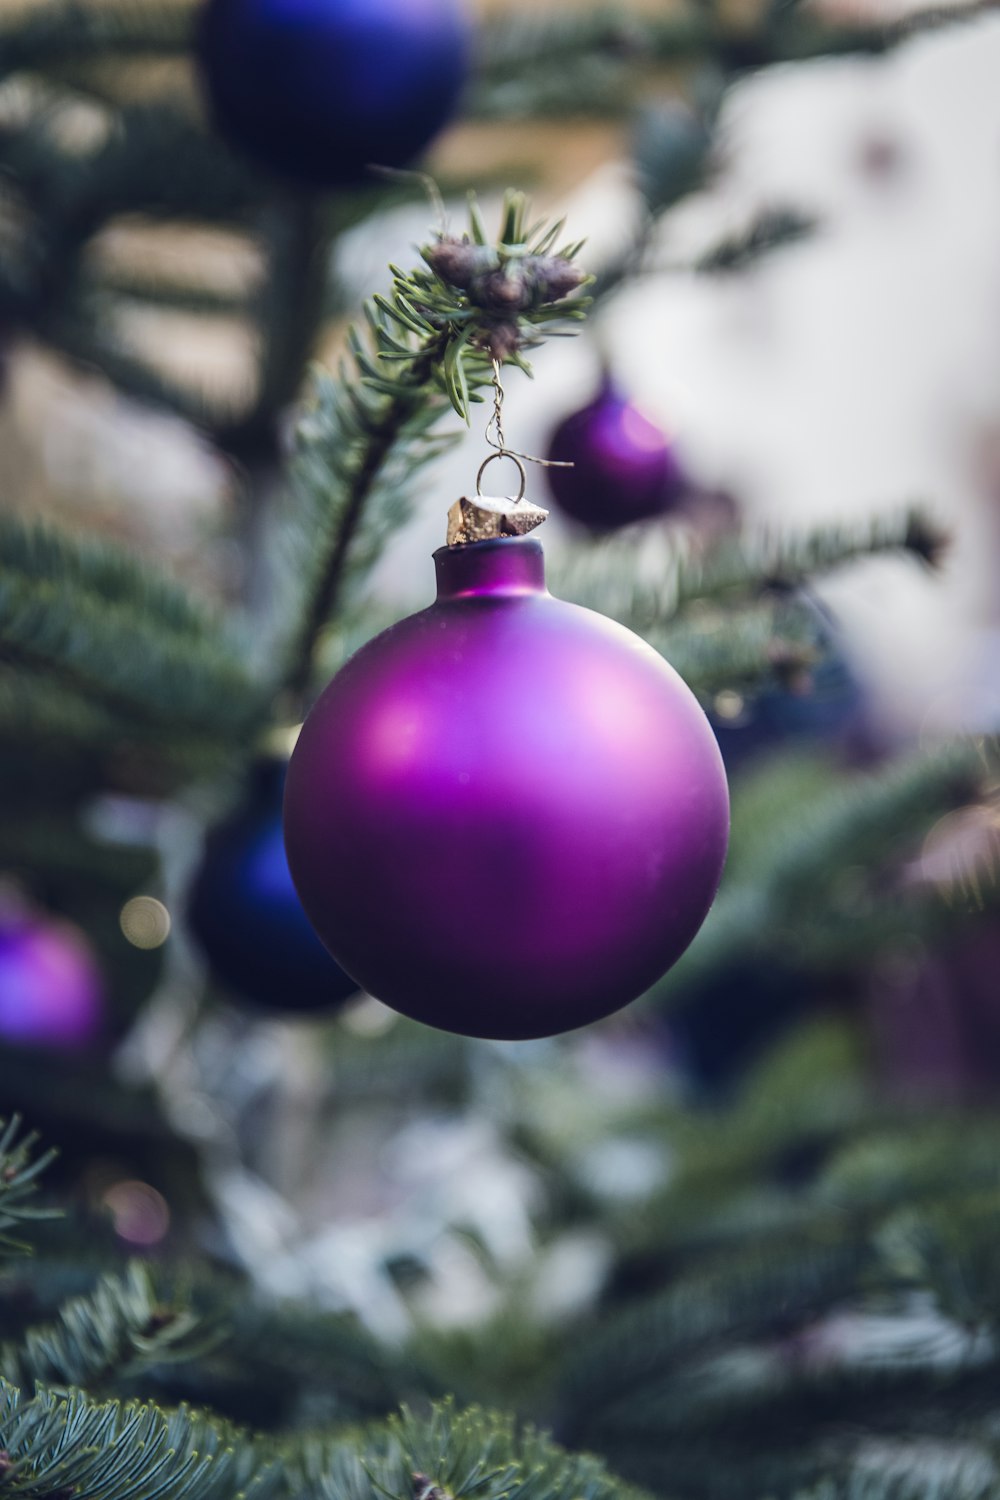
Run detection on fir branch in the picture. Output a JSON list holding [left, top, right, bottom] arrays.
[[557, 1238, 872, 1450], [657, 745, 982, 997], [0, 1382, 281, 1500], [295, 1400, 642, 1500], [281, 192, 589, 705], [696, 208, 818, 274], [556, 509, 944, 634], [81, 274, 253, 319], [0, 561, 268, 743], [39, 310, 254, 433], [644, 603, 810, 697], [0, 1120, 58, 1257], [0, 3, 192, 78], [472, 0, 999, 118], [0, 1264, 214, 1395], [0, 514, 225, 643]]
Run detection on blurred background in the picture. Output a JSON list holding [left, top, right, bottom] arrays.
[[4, 0, 1000, 1493]]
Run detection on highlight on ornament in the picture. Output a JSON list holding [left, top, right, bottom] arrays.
[[0, 886, 105, 1050], [545, 369, 688, 530]]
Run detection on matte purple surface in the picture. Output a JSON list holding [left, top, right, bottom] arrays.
[[284, 536, 729, 1039], [0, 912, 104, 1048], [546, 379, 687, 530]]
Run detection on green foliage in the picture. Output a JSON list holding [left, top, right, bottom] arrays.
[[2, 5, 1000, 1500], [0, 514, 268, 750], [0, 1119, 58, 1256], [297, 1401, 644, 1500], [474, 0, 993, 120], [655, 744, 982, 999], [554, 508, 945, 701], [0, 1263, 211, 1395], [0, 3, 191, 75], [534, 1019, 1000, 1500], [695, 209, 819, 274], [279, 191, 590, 702], [0, 1382, 280, 1500], [556, 508, 943, 634]]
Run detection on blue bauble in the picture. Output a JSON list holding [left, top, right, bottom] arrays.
[[198, 0, 471, 186], [711, 598, 867, 773], [188, 757, 359, 1014]]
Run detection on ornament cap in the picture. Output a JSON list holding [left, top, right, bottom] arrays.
[[446, 492, 548, 547], [433, 534, 547, 601]]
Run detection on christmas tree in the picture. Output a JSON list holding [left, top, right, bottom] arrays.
[[2, 2, 1000, 1499]]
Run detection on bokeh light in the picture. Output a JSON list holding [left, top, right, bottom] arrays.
[[119, 896, 171, 950], [102, 1180, 171, 1247]]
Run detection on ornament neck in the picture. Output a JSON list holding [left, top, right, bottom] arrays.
[[433, 537, 547, 601]]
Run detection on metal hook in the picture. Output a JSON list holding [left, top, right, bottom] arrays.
[[476, 450, 527, 502], [482, 359, 574, 473]]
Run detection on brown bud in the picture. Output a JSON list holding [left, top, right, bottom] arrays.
[[528, 256, 587, 301], [480, 322, 523, 361], [423, 238, 497, 290], [470, 265, 530, 313]]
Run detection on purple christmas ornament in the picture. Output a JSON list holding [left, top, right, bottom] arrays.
[[284, 535, 729, 1040], [545, 377, 687, 530], [0, 904, 104, 1049]]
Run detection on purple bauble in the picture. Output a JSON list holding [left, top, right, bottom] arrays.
[[545, 378, 687, 530], [284, 536, 729, 1040], [0, 906, 104, 1049], [198, 0, 471, 186]]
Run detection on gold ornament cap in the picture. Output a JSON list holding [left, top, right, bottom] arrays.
[[447, 449, 548, 545], [447, 492, 549, 546]]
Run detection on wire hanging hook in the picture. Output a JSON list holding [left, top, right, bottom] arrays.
[[480, 360, 574, 484]]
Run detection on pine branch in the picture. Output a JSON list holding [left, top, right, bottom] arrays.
[[556, 509, 944, 634], [281, 191, 590, 706], [1, 1264, 214, 1395], [0, 1120, 58, 1257], [0, 3, 192, 78], [39, 310, 254, 433], [0, 1382, 281, 1500], [644, 603, 807, 697], [557, 1238, 872, 1450], [656, 745, 981, 996], [696, 208, 819, 274], [472, 0, 999, 119], [0, 529, 269, 743], [0, 515, 225, 643], [0, 803, 150, 865], [294, 1400, 644, 1500]]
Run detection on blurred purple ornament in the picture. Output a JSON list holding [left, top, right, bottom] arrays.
[[545, 376, 687, 530], [198, 0, 471, 187], [0, 899, 104, 1049], [871, 806, 1000, 1097], [867, 923, 1000, 1099], [284, 535, 729, 1040]]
